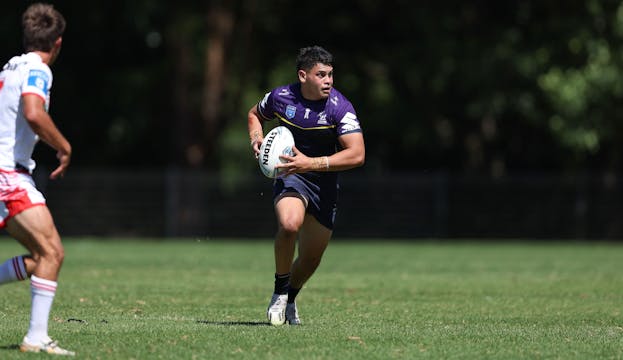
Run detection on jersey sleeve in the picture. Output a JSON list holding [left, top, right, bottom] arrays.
[[21, 64, 52, 101], [335, 100, 362, 136], [256, 90, 276, 121]]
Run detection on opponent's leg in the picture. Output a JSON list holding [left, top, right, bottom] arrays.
[[5, 206, 74, 356], [0, 255, 29, 284], [6, 206, 65, 281]]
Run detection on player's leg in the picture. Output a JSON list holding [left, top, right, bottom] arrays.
[[274, 195, 306, 274], [290, 214, 331, 289], [5, 206, 74, 356], [286, 214, 332, 325], [0, 198, 35, 284], [6, 205, 65, 280], [0, 254, 32, 284], [267, 195, 306, 326]]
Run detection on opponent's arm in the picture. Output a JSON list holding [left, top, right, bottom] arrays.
[[22, 94, 71, 179], [277, 132, 365, 174], [247, 105, 265, 157]]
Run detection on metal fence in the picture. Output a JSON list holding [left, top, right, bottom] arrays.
[[33, 168, 623, 240]]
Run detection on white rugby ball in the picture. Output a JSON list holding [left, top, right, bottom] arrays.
[[258, 126, 295, 178]]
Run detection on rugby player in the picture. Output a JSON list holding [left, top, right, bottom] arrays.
[[0, 3, 74, 356], [248, 45, 365, 325]]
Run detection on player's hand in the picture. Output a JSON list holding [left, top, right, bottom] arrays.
[[50, 150, 71, 180], [275, 146, 310, 175], [251, 136, 264, 159]]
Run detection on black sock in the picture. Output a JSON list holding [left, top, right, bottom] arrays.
[[287, 287, 301, 303], [274, 273, 290, 295]]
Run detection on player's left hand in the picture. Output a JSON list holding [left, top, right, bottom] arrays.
[[275, 146, 311, 175]]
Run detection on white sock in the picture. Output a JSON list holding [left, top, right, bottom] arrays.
[[0, 256, 28, 284], [26, 275, 57, 343]]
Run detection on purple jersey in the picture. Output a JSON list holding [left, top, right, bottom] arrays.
[[256, 83, 361, 158]]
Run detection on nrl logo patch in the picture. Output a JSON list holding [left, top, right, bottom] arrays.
[[285, 105, 296, 119]]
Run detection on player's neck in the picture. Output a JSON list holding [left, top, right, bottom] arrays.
[[30, 51, 52, 64], [300, 86, 324, 102]]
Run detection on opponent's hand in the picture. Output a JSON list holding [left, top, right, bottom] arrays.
[[50, 150, 71, 179]]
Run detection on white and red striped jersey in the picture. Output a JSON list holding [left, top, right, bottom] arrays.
[[0, 52, 52, 172]]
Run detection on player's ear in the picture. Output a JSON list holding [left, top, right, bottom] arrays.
[[297, 69, 307, 83], [49, 37, 63, 65]]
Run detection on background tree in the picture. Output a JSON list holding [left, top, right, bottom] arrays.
[[1, 0, 622, 177]]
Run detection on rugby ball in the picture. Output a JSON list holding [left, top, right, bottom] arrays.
[[258, 126, 295, 178]]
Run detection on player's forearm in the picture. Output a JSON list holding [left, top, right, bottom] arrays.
[[247, 106, 264, 145], [27, 113, 71, 155], [311, 147, 365, 172], [249, 126, 262, 145]]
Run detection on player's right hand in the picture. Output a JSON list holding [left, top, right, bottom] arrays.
[[251, 137, 264, 159], [50, 150, 71, 179]]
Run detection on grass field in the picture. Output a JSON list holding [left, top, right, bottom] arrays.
[[0, 238, 621, 359]]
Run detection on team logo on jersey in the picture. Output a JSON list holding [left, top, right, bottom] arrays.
[[339, 112, 360, 133], [27, 70, 49, 95], [259, 92, 270, 108], [285, 105, 296, 119], [317, 111, 328, 125]]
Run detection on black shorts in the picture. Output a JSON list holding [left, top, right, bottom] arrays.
[[273, 173, 338, 230]]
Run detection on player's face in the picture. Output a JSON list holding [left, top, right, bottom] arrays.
[[299, 63, 333, 101]]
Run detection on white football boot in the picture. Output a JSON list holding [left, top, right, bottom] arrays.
[[267, 293, 288, 326], [20, 336, 75, 356], [285, 302, 301, 325]]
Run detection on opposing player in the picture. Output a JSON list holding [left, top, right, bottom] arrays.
[[0, 3, 74, 356], [248, 45, 365, 325]]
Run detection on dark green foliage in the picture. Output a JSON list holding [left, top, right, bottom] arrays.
[[1, 1, 622, 174]]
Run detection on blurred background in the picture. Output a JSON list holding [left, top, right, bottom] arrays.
[[2, 0, 623, 239]]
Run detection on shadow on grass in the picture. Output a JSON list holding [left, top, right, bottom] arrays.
[[0, 344, 19, 351], [196, 320, 270, 326]]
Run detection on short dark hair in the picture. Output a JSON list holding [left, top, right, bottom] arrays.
[[296, 46, 333, 71], [22, 3, 66, 52]]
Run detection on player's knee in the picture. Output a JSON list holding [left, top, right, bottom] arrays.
[[279, 218, 302, 235], [37, 240, 65, 267], [51, 245, 65, 266]]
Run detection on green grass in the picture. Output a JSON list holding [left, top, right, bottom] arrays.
[[0, 238, 622, 359]]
